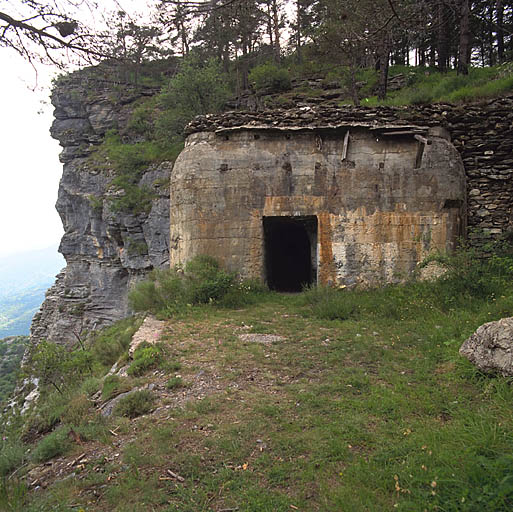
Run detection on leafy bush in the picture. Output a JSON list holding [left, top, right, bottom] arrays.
[[249, 62, 291, 93], [27, 342, 92, 395], [129, 256, 234, 314], [127, 343, 165, 377], [113, 390, 155, 418], [130, 256, 269, 316], [156, 55, 230, 141], [31, 427, 71, 463], [184, 255, 235, 304]]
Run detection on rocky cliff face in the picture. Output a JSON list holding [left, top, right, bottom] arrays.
[[31, 67, 170, 345]]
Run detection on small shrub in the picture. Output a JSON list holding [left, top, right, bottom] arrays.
[[185, 255, 236, 304], [102, 375, 134, 400], [114, 390, 155, 418], [27, 341, 70, 395], [126, 238, 149, 257], [109, 181, 155, 215], [129, 256, 241, 315], [81, 376, 101, 397], [31, 427, 71, 463], [166, 377, 185, 390], [126, 99, 156, 137], [127, 343, 165, 377], [249, 62, 291, 93], [129, 269, 186, 314], [0, 440, 26, 477], [88, 195, 103, 213], [91, 317, 141, 367], [61, 394, 91, 426]]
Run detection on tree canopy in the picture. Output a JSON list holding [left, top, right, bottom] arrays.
[[0, 0, 102, 65], [2, 1, 513, 95]]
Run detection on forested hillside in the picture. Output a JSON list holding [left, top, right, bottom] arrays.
[[0, 336, 28, 405], [0, 246, 64, 338], [101, 0, 513, 105]]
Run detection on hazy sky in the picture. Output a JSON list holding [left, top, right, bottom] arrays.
[[0, 53, 62, 257], [0, 1, 155, 258]]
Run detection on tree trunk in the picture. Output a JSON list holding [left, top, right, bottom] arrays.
[[377, 42, 390, 100], [296, 0, 302, 63], [266, 2, 274, 51], [457, 0, 471, 74], [272, 0, 281, 63], [488, 3, 495, 65], [497, 0, 504, 62], [437, 0, 450, 72]]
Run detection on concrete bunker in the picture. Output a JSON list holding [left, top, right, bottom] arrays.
[[264, 215, 317, 291], [170, 122, 466, 288]]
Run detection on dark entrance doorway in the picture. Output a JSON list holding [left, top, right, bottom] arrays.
[[263, 216, 317, 292]]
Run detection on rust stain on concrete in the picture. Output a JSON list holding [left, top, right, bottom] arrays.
[[170, 128, 466, 287], [318, 212, 335, 285]]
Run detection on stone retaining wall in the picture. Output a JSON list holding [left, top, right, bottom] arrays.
[[186, 96, 513, 240]]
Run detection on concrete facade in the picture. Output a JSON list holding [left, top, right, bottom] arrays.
[[170, 124, 466, 289]]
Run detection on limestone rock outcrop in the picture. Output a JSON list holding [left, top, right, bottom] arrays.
[[31, 66, 171, 346], [460, 317, 513, 377]]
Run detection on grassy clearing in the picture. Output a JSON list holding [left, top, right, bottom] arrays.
[[10, 290, 513, 509], [3, 246, 513, 510]]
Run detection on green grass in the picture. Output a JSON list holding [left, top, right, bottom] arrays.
[[127, 343, 165, 377], [113, 390, 155, 419], [362, 65, 513, 106], [5, 246, 513, 510], [31, 427, 71, 463]]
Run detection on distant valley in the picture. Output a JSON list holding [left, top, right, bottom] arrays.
[[0, 245, 64, 339]]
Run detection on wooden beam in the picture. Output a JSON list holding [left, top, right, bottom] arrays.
[[342, 130, 350, 160]]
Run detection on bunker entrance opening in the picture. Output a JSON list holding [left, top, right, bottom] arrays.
[[263, 216, 317, 292]]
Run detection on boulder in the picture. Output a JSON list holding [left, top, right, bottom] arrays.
[[459, 317, 513, 377]]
